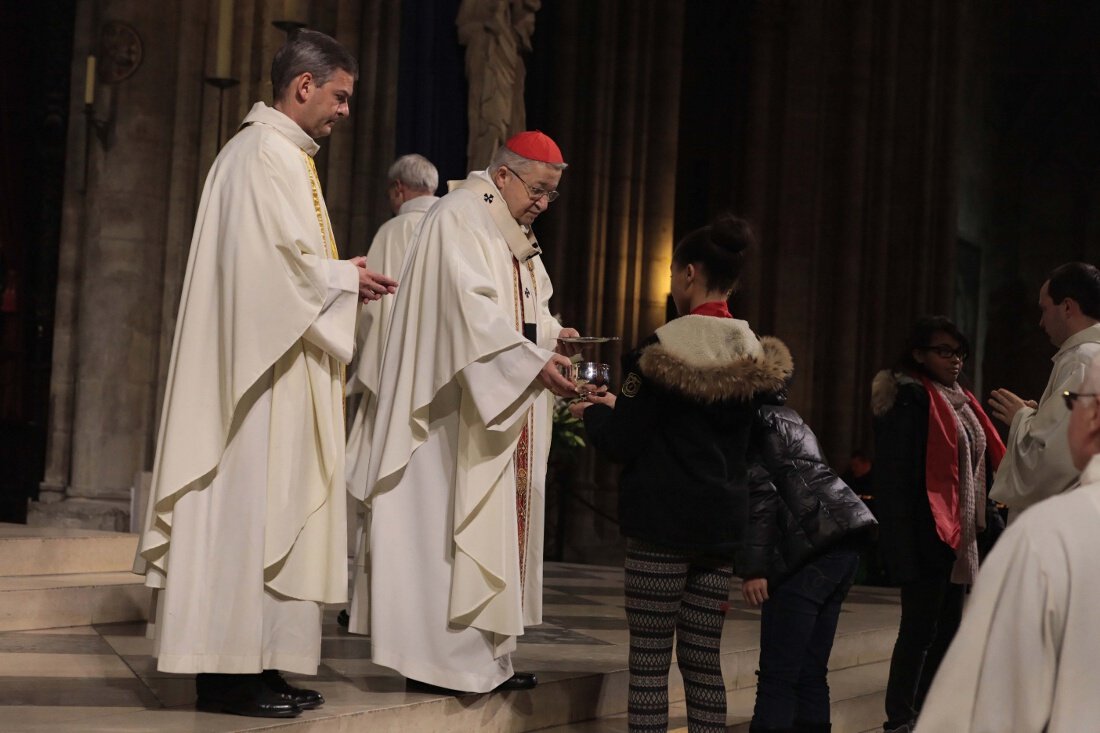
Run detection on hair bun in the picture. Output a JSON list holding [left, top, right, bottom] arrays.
[[708, 212, 755, 255]]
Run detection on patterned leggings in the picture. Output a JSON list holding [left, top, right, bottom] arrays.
[[624, 539, 734, 733]]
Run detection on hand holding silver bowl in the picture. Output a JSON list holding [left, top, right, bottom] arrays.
[[570, 361, 611, 395]]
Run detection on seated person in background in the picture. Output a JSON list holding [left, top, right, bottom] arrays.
[[841, 449, 889, 586], [840, 450, 873, 498]]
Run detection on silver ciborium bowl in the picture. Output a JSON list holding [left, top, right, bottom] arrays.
[[570, 361, 611, 394]]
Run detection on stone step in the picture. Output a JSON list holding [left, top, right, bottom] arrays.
[[0, 523, 139, 576], [59, 621, 892, 733], [726, 661, 889, 732], [0, 571, 150, 632], [532, 660, 890, 733]]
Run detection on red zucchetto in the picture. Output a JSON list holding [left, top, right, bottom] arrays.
[[504, 130, 565, 165]]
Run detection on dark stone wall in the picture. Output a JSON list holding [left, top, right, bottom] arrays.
[[0, 0, 74, 522]]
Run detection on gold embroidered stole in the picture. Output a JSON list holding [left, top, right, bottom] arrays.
[[511, 258, 537, 595], [302, 153, 340, 259], [301, 152, 346, 398]]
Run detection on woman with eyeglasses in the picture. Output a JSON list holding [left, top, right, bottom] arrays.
[[870, 315, 1006, 733]]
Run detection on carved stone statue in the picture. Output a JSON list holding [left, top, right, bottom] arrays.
[[457, 0, 541, 170]]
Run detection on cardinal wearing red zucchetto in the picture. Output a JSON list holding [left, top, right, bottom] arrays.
[[347, 131, 587, 693]]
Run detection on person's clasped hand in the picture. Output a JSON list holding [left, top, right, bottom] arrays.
[[349, 256, 398, 303], [987, 388, 1038, 426]]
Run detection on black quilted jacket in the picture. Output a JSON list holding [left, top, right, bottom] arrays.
[[582, 315, 793, 555], [737, 405, 877, 585]]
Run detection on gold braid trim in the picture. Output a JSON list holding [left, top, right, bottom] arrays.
[[301, 150, 346, 404], [302, 153, 340, 259], [511, 257, 535, 597]]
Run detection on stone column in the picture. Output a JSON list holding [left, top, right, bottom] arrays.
[[35, 0, 402, 530], [37, 0, 190, 530]]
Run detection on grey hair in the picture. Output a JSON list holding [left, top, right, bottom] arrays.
[[488, 145, 569, 176], [388, 154, 439, 192], [271, 29, 359, 101]]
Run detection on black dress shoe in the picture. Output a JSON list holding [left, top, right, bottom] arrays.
[[195, 673, 301, 718], [262, 669, 324, 709], [494, 672, 538, 691], [337, 609, 350, 627]]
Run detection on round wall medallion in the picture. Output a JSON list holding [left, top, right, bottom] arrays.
[[99, 21, 143, 83]]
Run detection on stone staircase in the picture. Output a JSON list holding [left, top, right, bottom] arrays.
[[0, 532, 896, 733], [0, 523, 150, 632]]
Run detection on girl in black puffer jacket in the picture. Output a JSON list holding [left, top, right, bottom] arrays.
[[739, 400, 877, 733], [573, 214, 792, 733]]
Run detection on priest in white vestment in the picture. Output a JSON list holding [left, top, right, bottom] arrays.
[[345, 153, 439, 622], [132, 31, 396, 719], [918, 352, 1100, 732], [352, 132, 579, 692], [346, 153, 440, 499], [987, 263, 1100, 514]]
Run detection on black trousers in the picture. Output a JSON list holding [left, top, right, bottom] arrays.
[[883, 564, 964, 729], [751, 548, 860, 731]]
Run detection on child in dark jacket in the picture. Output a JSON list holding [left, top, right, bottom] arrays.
[[739, 401, 877, 733]]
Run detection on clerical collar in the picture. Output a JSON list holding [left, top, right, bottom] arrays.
[[456, 171, 542, 262], [690, 301, 733, 318], [239, 102, 321, 157], [397, 195, 439, 216]]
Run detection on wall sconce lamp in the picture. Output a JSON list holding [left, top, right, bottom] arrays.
[[205, 0, 241, 149], [273, 0, 309, 33], [272, 20, 307, 33], [203, 2, 308, 150], [82, 55, 110, 146]]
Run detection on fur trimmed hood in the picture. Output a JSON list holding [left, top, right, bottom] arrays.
[[637, 315, 793, 403], [871, 369, 922, 416]]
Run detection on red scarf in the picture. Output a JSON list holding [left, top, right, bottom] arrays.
[[919, 374, 1006, 549], [690, 301, 733, 318]]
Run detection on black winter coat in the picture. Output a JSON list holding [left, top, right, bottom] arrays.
[[871, 371, 951, 583], [738, 406, 877, 585], [870, 370, 1002, 584], [582, 315, 793, 555]]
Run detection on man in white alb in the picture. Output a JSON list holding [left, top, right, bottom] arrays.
[[134, 30, 396, 718], [346, 153, 440, 500], [918, 351, 1100, 732], [988, 262, 1100, 514], [353, 131, 579, 693], [344, 154, 439, 628]]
